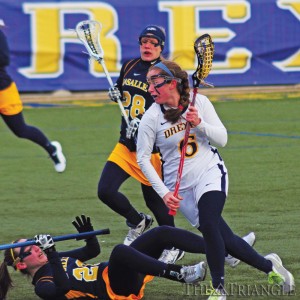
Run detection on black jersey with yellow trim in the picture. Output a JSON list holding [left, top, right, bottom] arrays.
[[32, 237, 109, 300], [33, 255, 109, 299], [0, 29, 13, 90], [115, 57, 161, 151]]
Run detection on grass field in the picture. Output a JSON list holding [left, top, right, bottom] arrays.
[[0, 96, 299, 299]]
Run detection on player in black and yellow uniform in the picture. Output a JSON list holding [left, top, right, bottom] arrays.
[[0, 25, 66, 173], [0, 215, 207, 300], [97, 25, 178, 250]]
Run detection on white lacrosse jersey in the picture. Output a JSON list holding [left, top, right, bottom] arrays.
[[137, 93, 228, 205]]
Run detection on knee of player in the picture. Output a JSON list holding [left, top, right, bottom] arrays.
[[12, 128, 27, 139], [198, 221, 219, 236], [97, 184, 113, 203], [110, 244, 127, 261]]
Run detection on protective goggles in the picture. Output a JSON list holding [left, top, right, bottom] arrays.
[[139, 37, 160, 47], [19, 245, 33, 261], [146, 74, 182, 88], [10, 242, 33, 268]]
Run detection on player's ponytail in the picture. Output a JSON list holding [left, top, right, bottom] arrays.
[[0, 259, 13, 299], [0, 242, 29, 299]]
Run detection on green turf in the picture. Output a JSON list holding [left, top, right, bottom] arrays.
[[0, 97, 299, 299]]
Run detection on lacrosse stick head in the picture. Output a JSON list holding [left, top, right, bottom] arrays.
[[192, 34, 214, 88], [75, 20, 104, 61]]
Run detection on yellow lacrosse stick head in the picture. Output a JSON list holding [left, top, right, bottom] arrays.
[[192, 34, 215, 88]]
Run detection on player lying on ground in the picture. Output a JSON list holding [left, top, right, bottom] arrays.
[[0, 215, 207, 300]]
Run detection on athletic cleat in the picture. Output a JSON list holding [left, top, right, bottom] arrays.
[[124, 213, 153, 246], [225, 231, 256, 268], [267, 253, 282, 265], [207, 288, 227, 300], [50, 141, 66, 173], [159, 247, 185, 264], [180, 261, 207, 285], [265, 253, 295, 293]]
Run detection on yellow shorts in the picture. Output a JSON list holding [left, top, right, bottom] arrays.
[[102, 266, 154, 300], [108, 143, 161, 186], [0, 82, 23, 115]]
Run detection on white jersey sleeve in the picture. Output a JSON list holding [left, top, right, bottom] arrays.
[[195, 94, 227, 147], [137, 104, 170, 198]]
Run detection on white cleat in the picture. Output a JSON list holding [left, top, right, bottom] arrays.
[[265, 253, 295, 294], [124, 213, 153, 246], [50, 141, 66, 173], [159, 247, 185, 264], [180, 261, 207, 285], [225, 232, 256, 268]]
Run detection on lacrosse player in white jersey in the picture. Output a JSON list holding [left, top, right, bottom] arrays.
[[137, 60, 295, 299]]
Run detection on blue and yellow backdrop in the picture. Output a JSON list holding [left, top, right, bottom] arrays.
[[1, 0, 299, 92]]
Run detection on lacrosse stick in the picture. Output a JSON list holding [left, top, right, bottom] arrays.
[[169, 34, 215, 216], [0, 229, 110, 251], [75, 20, 129, 126]]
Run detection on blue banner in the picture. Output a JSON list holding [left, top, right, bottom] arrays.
[[1, 0, 299, 92]]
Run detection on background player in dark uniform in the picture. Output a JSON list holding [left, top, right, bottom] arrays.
[[0, 25, 66, 173], [0, 215, 207, 300], [97, 25, 179, 253]]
